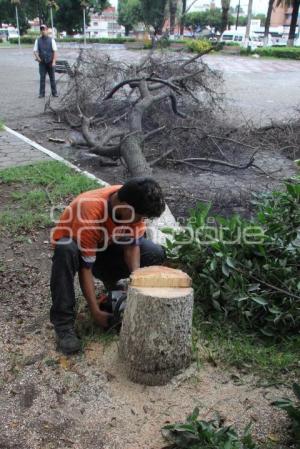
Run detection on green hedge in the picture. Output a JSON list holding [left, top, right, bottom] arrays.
[[164, 177, 300, 337], [241, 46, 300, 60], [9, 36, 136, 45]]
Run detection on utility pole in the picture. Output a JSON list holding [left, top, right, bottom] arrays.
[[235, 0, 241, 30], [11, 0, 21, 49], [244, 0, 253, 48], [83, 7, 87, 45]]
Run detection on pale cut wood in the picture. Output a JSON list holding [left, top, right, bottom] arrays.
[[130, 265, 192, 288], [119, 285, 194, 386]]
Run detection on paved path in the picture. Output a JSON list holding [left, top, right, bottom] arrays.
[[0, 129, 50, 169], [203, 54, 300, 73], [0, 48, 300, 127]]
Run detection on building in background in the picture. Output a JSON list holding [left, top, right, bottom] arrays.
[[271, 3, 299, 37], [187, 0, 216, 13], [87, 6, 124, 38]]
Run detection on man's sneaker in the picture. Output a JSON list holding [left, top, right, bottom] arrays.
[[52, 93, 59, 97], [38, 94, 45, 98], [56, 328, 81, 354]]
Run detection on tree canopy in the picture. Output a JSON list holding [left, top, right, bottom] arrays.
[[118, 0, 142, 36], [140, 0, 168, 34], [183, 8, 234, 33], [0, 0, 109, 35]]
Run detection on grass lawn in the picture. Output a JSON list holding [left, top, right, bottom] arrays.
[[0, 160, 299, 385], [0, 160, 101, 233]]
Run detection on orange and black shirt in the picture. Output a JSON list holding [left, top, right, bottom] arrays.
[[51, 185, 146, 267]]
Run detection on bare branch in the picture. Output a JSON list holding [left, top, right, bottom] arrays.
[[143, 126, 166, 142], [172, 155, 257, 170]]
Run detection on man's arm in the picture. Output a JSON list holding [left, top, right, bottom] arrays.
[[52, 39, 57, 66], [79, 267, 111, 328], [52, 51, 57, 66], [123, 244, 140, 273], [33, 39, 41, 62]]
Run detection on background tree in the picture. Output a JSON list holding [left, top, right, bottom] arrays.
[[183, 8, 233, 33], [54, 0, 108, 35], [286, 0, 300, 45], [264, 0, 275, 45], [221, 0, 231, 32], [169, 0, 178, 36], [118, 0, 142, 36], [140, 0, 168, 34], [0, 0, 29, 34], [24, 0, 49, 25]]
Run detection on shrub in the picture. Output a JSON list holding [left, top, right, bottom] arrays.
[[10, 35, 36, 44], [162, 407, 257, 449], [272, 383, 300, 445], [186, 39, 212, 53], [9, 36, 136, 45], [242, 46, 300, 60], [223, 41, 240, 47], [164, 177, 300, 337], [56, 36, 135, 44]]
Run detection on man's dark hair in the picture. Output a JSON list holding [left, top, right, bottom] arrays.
[[118, 177, 165, 219], [40, 24, 47, 30]]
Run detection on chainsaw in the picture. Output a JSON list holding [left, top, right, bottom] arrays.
[[98, 290, 127, 331]]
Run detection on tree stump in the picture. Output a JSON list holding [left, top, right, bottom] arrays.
[[119, 266, 194, 386]]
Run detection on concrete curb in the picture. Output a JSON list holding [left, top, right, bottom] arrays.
[[4, 125, 109, 186]]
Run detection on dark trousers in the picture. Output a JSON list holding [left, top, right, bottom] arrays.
[[50, 238, 165, 332], [39, 62, 57, 96]]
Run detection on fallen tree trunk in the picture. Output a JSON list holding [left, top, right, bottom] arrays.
[[119, 266, 194, 385]]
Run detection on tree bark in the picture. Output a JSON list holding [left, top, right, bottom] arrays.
[[169, 0, 178, 36], [119, 285, 194, 385], [288, 0, 300, 46], [180, 0, 187, 36], [263, 0, 275, 46], [221, 0, 231, 34], [120, 133, 152, 176]]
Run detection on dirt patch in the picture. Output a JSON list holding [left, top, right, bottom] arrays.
[[0, 190, 294, 449]]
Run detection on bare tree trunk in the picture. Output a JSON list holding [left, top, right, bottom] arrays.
[[244, 0, 254, 48], [180, 0, 187, 36], [288, 0, 300, 46], [169, 0, 178, 37], [120, 134, 152, 177], [119, 267, 194, 385], [264, 0, 275, 46], [221, 0, 231, 33]]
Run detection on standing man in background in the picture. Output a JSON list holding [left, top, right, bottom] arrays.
[[33, 24, 58, 98]]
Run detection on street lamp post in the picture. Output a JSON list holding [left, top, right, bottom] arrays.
[[81, 1, 89, 46], [11, 0, 21, 49]]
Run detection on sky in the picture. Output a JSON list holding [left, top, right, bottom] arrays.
[[110, 1, 270, 15]]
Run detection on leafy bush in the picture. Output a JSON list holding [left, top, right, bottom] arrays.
[[223, 41, 240, 47], [10, 36, 36, 44], [164, 178, 300, 337], [9, 36, 136, 45], [186, 39, 212, 53], [272, 383, 300, 445], [242, 46, 300, 60], [57, 37, 135, 44], [162, 407, 257, 449]]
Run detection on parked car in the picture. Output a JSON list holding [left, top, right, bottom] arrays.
[[220, 31, 263, 49]]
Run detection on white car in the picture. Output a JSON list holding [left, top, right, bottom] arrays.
[[220, 31, 263, 50]]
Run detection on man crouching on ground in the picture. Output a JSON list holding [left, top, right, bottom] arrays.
[[50, 177, 166, 354]]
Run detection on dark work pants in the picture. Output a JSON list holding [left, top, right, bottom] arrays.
[[50, 238, 165, 332], [39, 62, 57, 96]]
